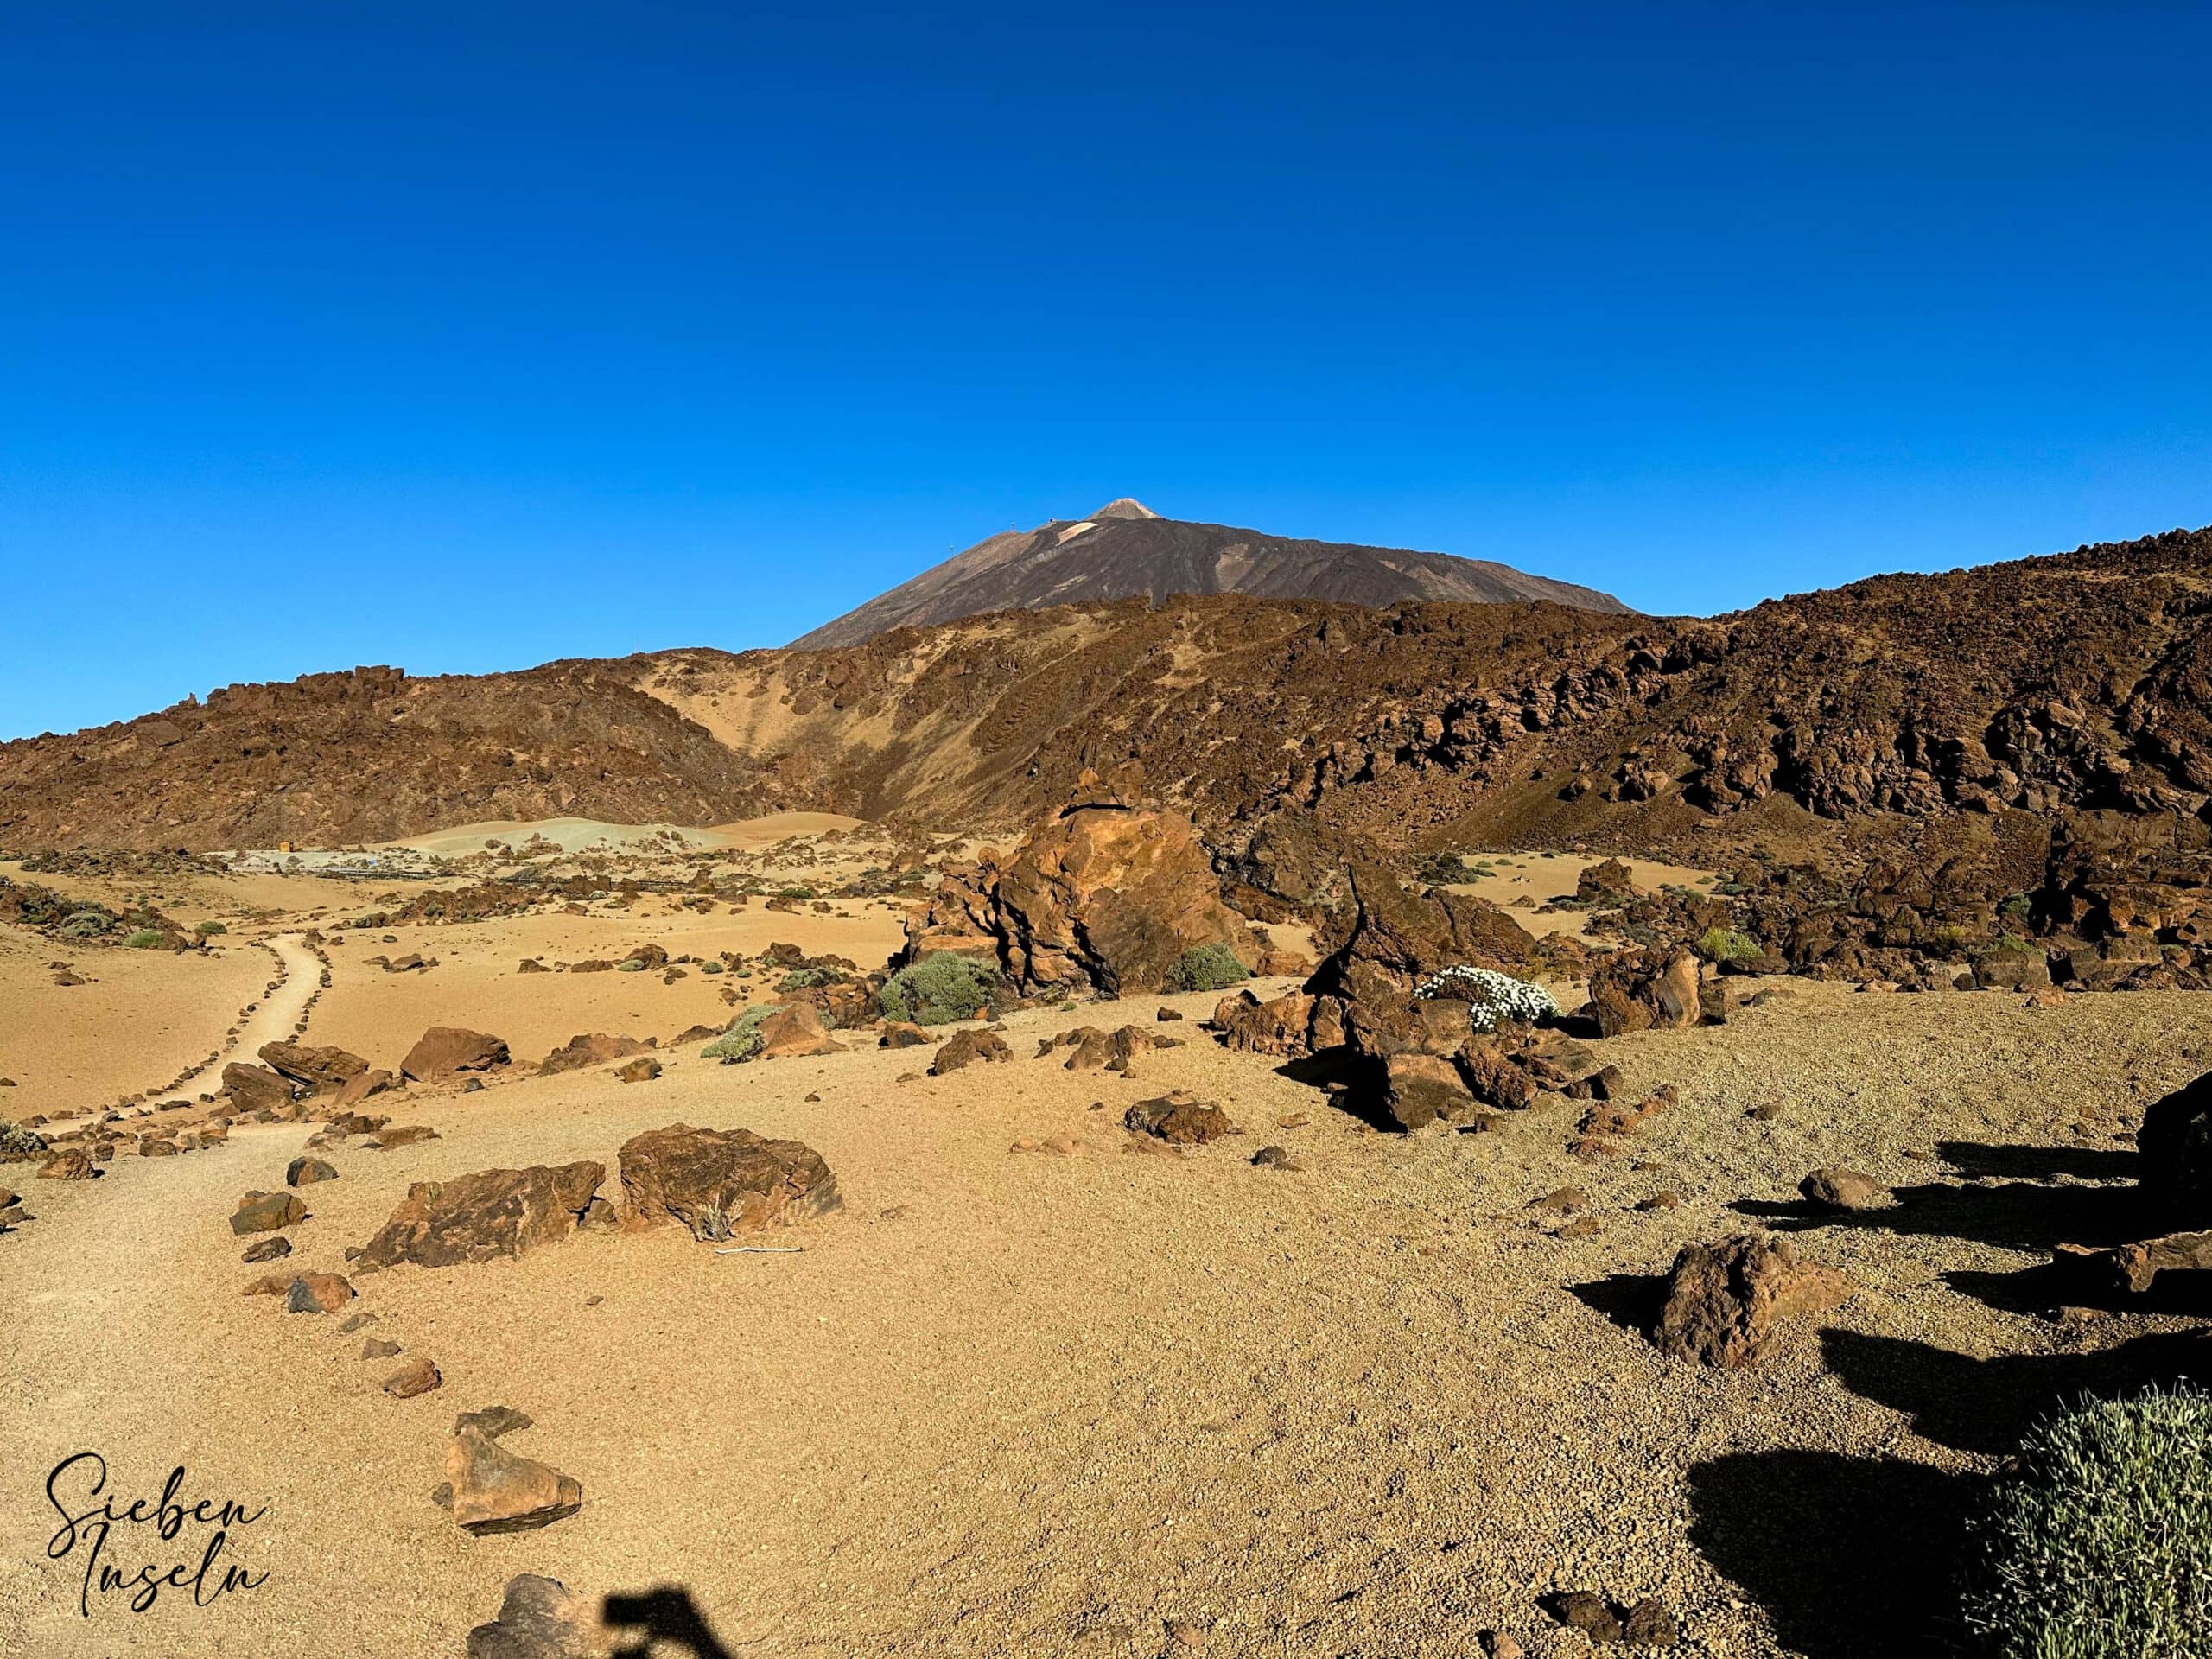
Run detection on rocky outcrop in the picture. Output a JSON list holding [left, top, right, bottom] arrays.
[[354, 1163, 606, 1269], [1651, 1233, 1852, 1368], [1580, 948, 1704, 1036], [258, 1042, 370, 1095], [1308, 861, 1536, 1000], [2138, 1069, 2212, 1222], [617, 1125, 840, 1241], [930, 1029, 1010, 1074], [537, 1033, 648, 1077], [1125, 1091, 1231, 1145]]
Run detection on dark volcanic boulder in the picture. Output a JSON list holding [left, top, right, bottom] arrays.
[[618, 1124, 841, 1241], [400, 1027, 511, 1082], [930, 1028, 1011, 1074], [220, 1061, 294, 1114], [354, 1162, 605, 1269], [1212, 988, 1319, 1058], [467, 1574, 601, 1659], [2139, 1069, 2212, 1223], [1651, 1232, 1852, 1369], [1124, 1091, 1232, 1144]]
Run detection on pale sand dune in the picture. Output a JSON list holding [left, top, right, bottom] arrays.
[[387, 817, 736, 857], [1443, 850, 1719, 942], [707, 810, 868, 849], [3, 979, 2203, 1656]]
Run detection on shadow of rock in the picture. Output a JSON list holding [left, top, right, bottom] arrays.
[[1936, 1140, 2137, 1183], [1686, 1449, 1968, 1659], [1732, 1178, 2144, 1255], [1568, 1270, 1667, 1334], [1819, 1327, 2212, 1456]]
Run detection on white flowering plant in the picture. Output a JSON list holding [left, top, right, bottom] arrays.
[[1413, 964, 1560, 1032]]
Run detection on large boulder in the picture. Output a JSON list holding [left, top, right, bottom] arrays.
[[931, 1028, 1011, 1074], [752, 1002, 843, 1060], [1651, 1233, 1852, 1368], [537, 1033, 647, 1077], [257, 1041, 370, 1095], [220, 1062, 294, 1114], [2139, 1069, 2212, 1223], [1307, 861, 1537, 1001], [1211, 989, 1319, 1058], [444, 1429, 582, 1535], [1580, 948, 1704, 1036], [991, 800, 1251, 995], [400, 1027, 511, 1083], [617, 1124, 841, 1241], [354, 1162, 605, 1269]]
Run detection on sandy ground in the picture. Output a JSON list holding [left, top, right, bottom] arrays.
[[1444, 851, 1719, 942], [308, 899, 906, 1071], [5, 971, 2208, 1657], [0, 931, 271, 1122]]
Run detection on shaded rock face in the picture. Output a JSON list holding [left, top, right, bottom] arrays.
[[1212, 989, 1319, 1058], [1651, 1233, 1852, 1369], [538, 1033, 647, 1077], [355, 1163, 606, 1269], [1310, 862, 1537, 1001], [617, 1124, 841, 1242], [1581, 948, 1703, 1036], [2139, 1069, 2212, 1223], [401, 1027, 512, 1082], [467, 1573, 602, 1659], [258, 1042, 369, 1094], [906, 798, 1251, 996]]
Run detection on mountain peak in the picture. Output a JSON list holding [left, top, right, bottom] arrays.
[[1089, 498, 1160, 521]]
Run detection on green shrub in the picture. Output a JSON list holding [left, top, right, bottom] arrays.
[[615, 957, 648, 972], [194, 919, 228, 936], [777, 969, 830, 992], [1166, 942, 1251, 993], [702, 1005, 778, 1063], [0, 1122, 48, 1158], [57, 911, 112, 940], [1962, 1385, 2212, 1656], [879, 952, 1000, 1026], [777, 885, 816, 900], [2000, 893, 2034, 923], [122, 929, 167, 950], [1695, 926, 1761, 963]]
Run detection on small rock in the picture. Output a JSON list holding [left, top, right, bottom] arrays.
[[287, 1156, 339, 1186], [455, 1405, 533, 1440], [1622, 1597, 1680, 1646], [1800, 1166, 1891, 1212], [1551, 1590, 1622, 1642], [465, 1573, 600, 1659], [383, 1356, 442, 1398], [444, 1428, 582, 1534], [614, 1056, 663, 1084], [231, 1190, 307, 1234], [242, 1236, 294, 1263], [1252, 1145, 1298, 1169]]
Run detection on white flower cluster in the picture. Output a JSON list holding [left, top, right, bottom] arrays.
[[1413, 964, 1560, 1032]]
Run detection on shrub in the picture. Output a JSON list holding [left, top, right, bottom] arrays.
[[194, 919, 228, 936], [615, 957, 648, 972], [777, 886, 816, 900], [879, 952, 1000, 1026], [0, 1122, 48, 1159], [1166, 943, 1250, 993], [57, 911, 112, 940], [1962, 1385, 2212, 1656], [702, 1005, 778, 1063], [1414, 965, 1560, 1031], [2000, 893, 2034, 923], [1695, 926, 1763, 963], [777, 969, 830, 992], [122, 929, 167, 950]]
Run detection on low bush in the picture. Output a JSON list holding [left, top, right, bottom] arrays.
[[194, 919, 228, 936], [1962, 1385, 2212, 1656], [122, 929, 167, 950], [702, 1005, 778, 1063], [0, 1122, 49, 1159], [879, 952, 1000, 1026], [57, 911, 112, 940], [1166, 943, 1251, 993], [1695, 926, 1763, 963], [1414, 965, 1560, 1031]]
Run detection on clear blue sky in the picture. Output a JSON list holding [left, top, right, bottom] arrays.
[[4, 2, 2209, 740]]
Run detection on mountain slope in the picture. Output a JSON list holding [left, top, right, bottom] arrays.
[[787, 498, 1631, 649]]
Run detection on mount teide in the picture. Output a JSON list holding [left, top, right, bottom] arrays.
[[787, 499, 1631, 649]]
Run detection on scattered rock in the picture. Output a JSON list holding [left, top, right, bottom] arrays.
[[1799, 1166, 1891, 1212], [1125, 1091, 1231, 1145], [285, 1272, 355, 1313], [443, 1428, 582, 1534], [287, 1156, 340, 1187], [539, 1033, 647, 1077], [231, 1190, 307, 1233], [1651, 1233, 1853, 1368], [1550, 1591, 1622, 1643], [383, 1356, 442, 1398], [465, 1573, 600, 1659], [362, 1337, 402, 1359], [368, 1124, 441, 1149], [242, 1236, 293, 1263], [258, 1041, 370, 1095], [37, 1151, 96, 1181], [614, 1056, 663, 1084], [1251, 1145, 1299, 1170], [931, 1028, 1012, 1074]]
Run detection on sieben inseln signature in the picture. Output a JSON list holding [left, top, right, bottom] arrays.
[[44, 1452, 270, 1617]]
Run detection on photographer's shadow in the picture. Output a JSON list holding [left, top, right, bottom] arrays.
[[604, 1587, 734, 1659]]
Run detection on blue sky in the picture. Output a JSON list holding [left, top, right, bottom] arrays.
[[4, 2, 2209, 740]]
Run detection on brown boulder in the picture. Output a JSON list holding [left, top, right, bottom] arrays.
[[354, 1162, 606, 1269], [880, 1021, 930, 1049], [1581, 948, 1704, 1035], [1309, 861, 1536, 1000], [752, 1002, 843, 1060], [1212, 989, 1316, 1058], [382, 1356, 442, 1398], [1125, 1091, 1231, 1145], [538, 1033, 647, 1077], [617, 1124, 841, 1241], [220, 1062, 293, 1114], [614, 1056, 662, 1084], [1651, 1233, 1852, 1368], [1381, 1052, 1476, 1131], [989, 801, 1251, 994], [258, 1041, 369, 1094], [284, 1272, 355, 1313], [444, 1429, 582, 1535], [287, 1156, 339, 1187], [931, 1028, 1011, 1074], [231, 1190, 307, 1232], [400, 1027, 511, 1082], [1800, 1167, 1891, 1212], [38, 1151, 97, 1181]]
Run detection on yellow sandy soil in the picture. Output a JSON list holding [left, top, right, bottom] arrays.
[[1443, 850, 1719, 942]]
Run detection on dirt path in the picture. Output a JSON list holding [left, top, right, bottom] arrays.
[[152, 933, 321, 1105]]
